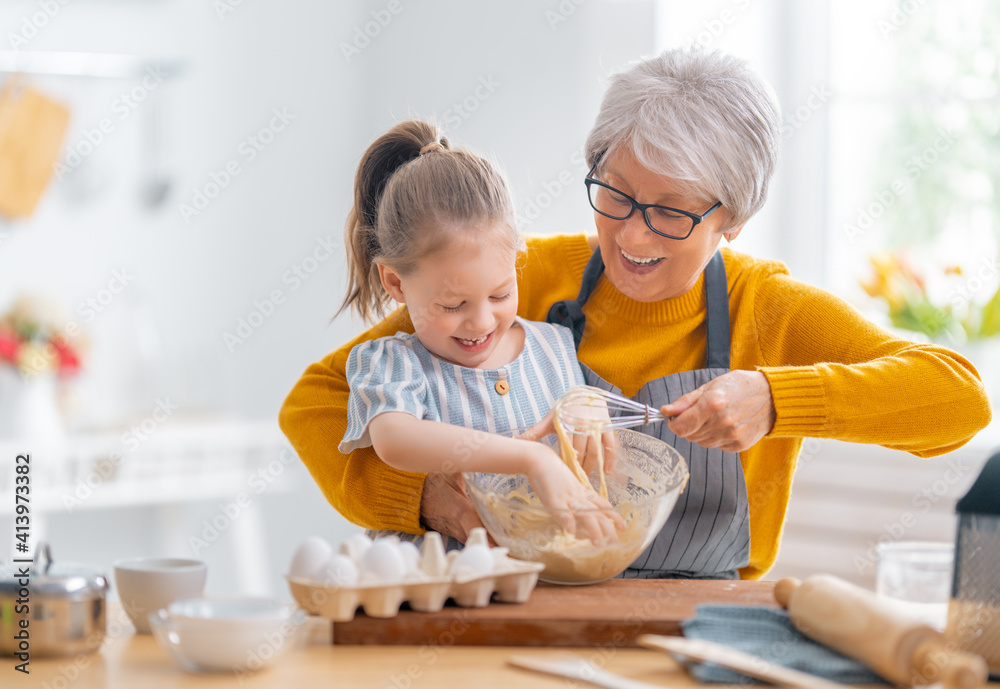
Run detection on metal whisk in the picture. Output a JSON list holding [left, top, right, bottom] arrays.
[[555, 385, 672, 435]]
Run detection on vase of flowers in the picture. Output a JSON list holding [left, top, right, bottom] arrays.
[[0, 296, 83, 439], [860, 251, 1000, 342], [861, 251, 1000, 401]]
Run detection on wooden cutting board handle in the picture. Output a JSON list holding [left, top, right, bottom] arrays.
[[774, 576, 987, 689], [0, 78, 71, 219]]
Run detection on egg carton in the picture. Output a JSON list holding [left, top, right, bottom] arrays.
[[285, 529, 544, 621]]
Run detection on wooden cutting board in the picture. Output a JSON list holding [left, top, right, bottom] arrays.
[[332, 579, 777, 646], [0, 79, 71, 219]]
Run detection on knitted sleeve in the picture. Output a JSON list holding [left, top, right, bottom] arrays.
[[752, 267, 992, 456]]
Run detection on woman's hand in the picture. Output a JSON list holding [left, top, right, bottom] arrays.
[[661, 370, 776, 453], [419, 472, 490, 544]]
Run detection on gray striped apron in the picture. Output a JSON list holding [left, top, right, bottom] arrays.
[[547, 248, 751, 579]]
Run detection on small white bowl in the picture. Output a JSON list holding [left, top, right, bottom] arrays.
[[113, 557, 207, 634], [149, 597, 306, 674]]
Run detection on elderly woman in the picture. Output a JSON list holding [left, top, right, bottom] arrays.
[[280, 48, 991, 580]]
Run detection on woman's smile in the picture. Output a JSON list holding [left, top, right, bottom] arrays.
[[619, 246, 665, 272]]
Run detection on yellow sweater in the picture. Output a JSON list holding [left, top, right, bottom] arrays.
[[279, 234, 992, 579]]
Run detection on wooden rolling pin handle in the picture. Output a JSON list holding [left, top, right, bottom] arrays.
[[911, 639, 988, 689], [774, 578, 801, 608], [776, 576, 987, 689]]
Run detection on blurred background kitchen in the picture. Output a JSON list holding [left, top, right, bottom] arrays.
[[0, 0, 997, 598]]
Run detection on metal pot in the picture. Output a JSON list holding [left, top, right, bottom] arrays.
[[0, 543, 108, 657]]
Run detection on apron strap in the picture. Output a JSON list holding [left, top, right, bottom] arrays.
[[545, 246, 605, 350], [547, 246, 731, 369], [704, 251, 731, 370]]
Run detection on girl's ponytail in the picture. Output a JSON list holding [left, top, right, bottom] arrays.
[[337, 119, 519, 323], [337, 120, 448, 322]]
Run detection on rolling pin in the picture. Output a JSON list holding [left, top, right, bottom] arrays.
[[774, 575, 987, 689]]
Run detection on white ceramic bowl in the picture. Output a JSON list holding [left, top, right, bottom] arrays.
[[113, 557, 206, 634], [148, 597, 306, 674]]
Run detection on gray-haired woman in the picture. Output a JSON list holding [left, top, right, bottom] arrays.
[[280, 48, 991, 580]]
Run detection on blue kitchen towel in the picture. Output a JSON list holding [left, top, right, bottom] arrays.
[[680, 605, 888, 685]]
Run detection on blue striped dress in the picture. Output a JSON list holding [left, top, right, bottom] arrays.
[[339, 317, 585, 548]]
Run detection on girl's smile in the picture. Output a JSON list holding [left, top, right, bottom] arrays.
[[378, 227, 523, 369], [453, 330, 494, 351]]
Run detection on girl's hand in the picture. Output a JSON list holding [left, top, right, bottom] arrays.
[[660, 370, 776, 453], [520, 408, 618, 477], [523, 444, 625, 545], [569, 397, 618, 476]]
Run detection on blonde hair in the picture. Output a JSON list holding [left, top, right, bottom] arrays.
[[338, 120, 522, 323]]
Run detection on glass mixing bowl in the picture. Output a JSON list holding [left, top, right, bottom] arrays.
[[463, 429, 689, 585]]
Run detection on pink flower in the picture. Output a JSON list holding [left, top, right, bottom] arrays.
[[52, 337, 81, 376], [0, 330, 20, 364]]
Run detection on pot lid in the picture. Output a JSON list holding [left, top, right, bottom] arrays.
[[0, 543, 108, 598]]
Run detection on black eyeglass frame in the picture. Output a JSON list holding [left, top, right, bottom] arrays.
[[584, 162, 723, 240]]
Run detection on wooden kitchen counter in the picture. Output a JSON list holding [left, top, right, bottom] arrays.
[[7, 583, 996, 689], [8, 626, 727, 689]]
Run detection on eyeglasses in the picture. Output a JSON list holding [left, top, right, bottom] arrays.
[[584, 163, 722, 240]]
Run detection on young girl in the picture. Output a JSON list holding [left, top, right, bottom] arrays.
[[336, 120, 617, 545]]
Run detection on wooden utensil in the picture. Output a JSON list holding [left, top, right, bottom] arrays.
[[508, 654, 668, 689], [774, 575, 988, 689], [0, 78, 70, 218], [638, 634, 846, 689]]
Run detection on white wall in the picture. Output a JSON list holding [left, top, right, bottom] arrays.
[[0, 0, 658, 596], [655, 0, 831, 283]]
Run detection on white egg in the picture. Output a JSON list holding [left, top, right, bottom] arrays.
[[451, 544, 494, 578], [289, 536, 333, 579], [398, 541, 420, 573], [339, 533, 373, 562], [360, 540, 407, 582], [313, 554, 359, 587]]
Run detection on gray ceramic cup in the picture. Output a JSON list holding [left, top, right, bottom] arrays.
[[113, 558, 207, 634]]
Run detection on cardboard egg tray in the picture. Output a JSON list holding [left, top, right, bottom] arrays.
[[286, 559, 544, 620], [286, 531, 545, 621]]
